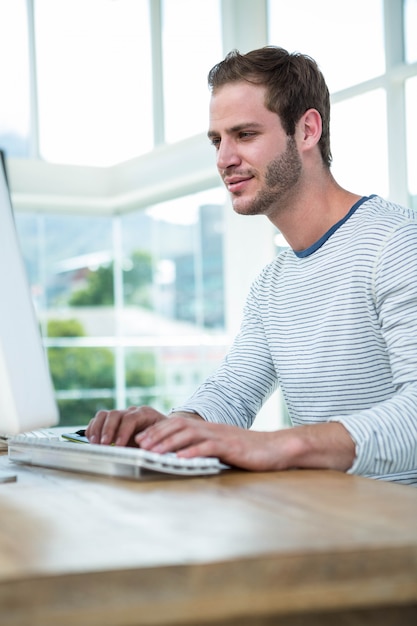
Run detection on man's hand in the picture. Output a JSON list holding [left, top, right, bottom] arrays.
[[85, 407, 203, 447], [86, 407, 356, 473], [137, 416, 287, 470], [136, 417, 356, 472], [85, 406, 168, 447]]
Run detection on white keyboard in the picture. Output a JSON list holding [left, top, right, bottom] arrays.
[[17, 428, 62, 440], [0, 428, 61, 450], [8, 434, 230, 479]]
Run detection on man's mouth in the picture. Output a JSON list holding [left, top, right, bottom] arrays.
[[223, 175, 254, 193]]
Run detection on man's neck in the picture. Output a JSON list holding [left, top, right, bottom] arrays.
[[269, 175, 362, 253]]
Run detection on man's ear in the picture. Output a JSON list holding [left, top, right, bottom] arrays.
[[297, 108, 322, 152]]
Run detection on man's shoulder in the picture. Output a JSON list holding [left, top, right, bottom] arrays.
[[356, 196, 417, 263], [361, 194, 417, 223]]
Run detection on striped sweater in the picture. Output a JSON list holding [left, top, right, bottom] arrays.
[[175, 195, 417, 485]]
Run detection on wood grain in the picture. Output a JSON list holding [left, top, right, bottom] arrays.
[[0, 456, 416, 625]]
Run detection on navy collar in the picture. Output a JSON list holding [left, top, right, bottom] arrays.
[[294, 195, 375, 258]]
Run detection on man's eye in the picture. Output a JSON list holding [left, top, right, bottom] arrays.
[[210, 138, 221, 148], [240, 132, 256, 139]]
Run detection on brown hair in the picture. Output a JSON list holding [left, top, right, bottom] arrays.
[[208, 46, 332, 167]]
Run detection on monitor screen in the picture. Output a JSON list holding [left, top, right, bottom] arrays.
[[0, 151, 59, 436]]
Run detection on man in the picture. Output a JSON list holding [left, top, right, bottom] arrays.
[[87, 46, 417, 484]]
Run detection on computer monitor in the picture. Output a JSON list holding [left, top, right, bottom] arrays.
[[0, 151, 59, 436]]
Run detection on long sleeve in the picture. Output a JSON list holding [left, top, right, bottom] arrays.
[[330, 221, 417, 482], [172, 278, 278, 428]]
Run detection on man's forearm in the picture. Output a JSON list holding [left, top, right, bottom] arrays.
[[281, 422, 356, 472]]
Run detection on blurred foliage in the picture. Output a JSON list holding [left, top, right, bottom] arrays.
[[47, 318, 85, 337], [125, 350, 156, 388], [46, 318, 158, 426], [57, 397, 114, 427], [69, 249, 153, 307], [47, 319, 114, 389]]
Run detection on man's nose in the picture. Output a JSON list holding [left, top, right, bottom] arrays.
[[216, 140, 241, 171]]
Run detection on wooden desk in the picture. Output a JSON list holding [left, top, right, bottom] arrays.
[[0, 454, 416, 626]]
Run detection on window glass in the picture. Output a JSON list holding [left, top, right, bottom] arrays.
[[125, 344, 227, 413], [330, 89, 388, 198], [14, 187, 229, 424], [15, 211, 115, 424], [0, 0, 30, 157], [267, 0, 385, 93], [35, 0, 152, 166], [47, 346, 115, 426], [405, 77, 417, 197], [162, 0, 222, 143], [404, 0, 417, 63], [122, 187, 226, 330], [120, 187, 229, 411]]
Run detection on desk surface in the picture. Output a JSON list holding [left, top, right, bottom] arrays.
[[0, 453, 416, 626]]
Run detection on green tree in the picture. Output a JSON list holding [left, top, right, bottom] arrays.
[[47, 318, 115, 425], [47, 319, 114, 390], [69, 265, 114, 306], [46, 319, 159, 426], [124, 250, 154, 308], [68, 249, 153, 307], [48, 318, 85, 337], [125, 350, 156, 387]]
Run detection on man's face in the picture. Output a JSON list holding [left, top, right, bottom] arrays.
[[208, 81, 302, 218]]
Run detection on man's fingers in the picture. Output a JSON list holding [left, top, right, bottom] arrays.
[[87, 406, 167, 447], [136, 417, 224, 455]]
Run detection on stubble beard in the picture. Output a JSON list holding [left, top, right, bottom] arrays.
[[231, 136, 302, 217]]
